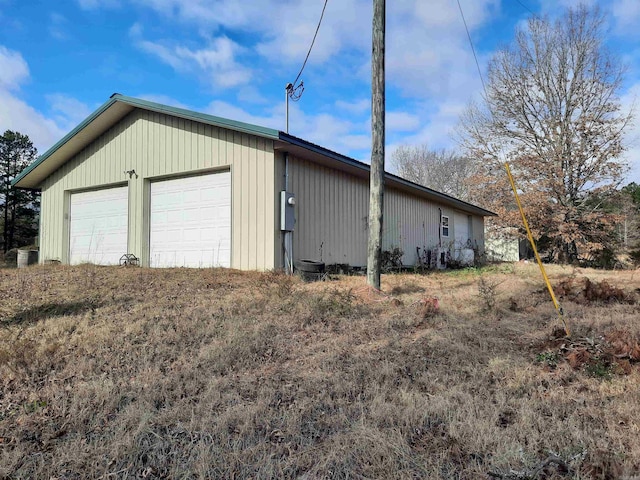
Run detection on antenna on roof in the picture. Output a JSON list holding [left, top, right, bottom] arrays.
[[284, 0, 328, 133], [285, 82, 304, 134]]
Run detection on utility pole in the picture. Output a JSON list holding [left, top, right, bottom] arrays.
[[367, 0, 385, 289]]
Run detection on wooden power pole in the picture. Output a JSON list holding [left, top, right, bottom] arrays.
[[367, 0, 386, 289]]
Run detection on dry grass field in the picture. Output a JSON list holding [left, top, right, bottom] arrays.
[[0, 263, 639, 479]]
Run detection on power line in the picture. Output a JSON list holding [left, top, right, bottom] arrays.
[[514, 0, 536, 16], [456, 0, 488, 99], [288, 0, 329, 101]]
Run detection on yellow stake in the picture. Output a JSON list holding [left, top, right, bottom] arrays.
[[504, 162, 570, 337]]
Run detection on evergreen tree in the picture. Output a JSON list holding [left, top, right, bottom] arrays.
[[1, 130, 39, 252]]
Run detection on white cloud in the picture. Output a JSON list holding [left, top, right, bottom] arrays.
[[204, 99, 371, 156], [236, 86, 268, 105], [0, 46, 88, 154], [387, 111, 421, 132], [388, 100, 468, 152], [76, 0, 120, 10], [335, 98, 369, 115], [133, 28, 252, 89], [49, 13, 69, 40], [0, 91, 65, 152], [46, 94, 93, 130], [128, 22, 143, 38], [539, 0, 597, 12], [136, 93, 190, 109], [176, 38, 251, 88], [0, 46, 29, 90], [205, 100, 283, 130], [132, 0, 371, 67], [612, 0, 640, 35], [619, 81, 640, 183], [136, 40, 185, 70]]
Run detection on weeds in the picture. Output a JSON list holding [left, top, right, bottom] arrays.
[[297, 288, 360, 327], [380, 247, 404, 273], [477, 276, 502, 311], [536, 351, 560, 369], [0, 264, 639, 478], [585, 360, 613, 380]]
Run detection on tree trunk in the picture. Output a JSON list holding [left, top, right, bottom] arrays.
[[2, 162, 8, 253]]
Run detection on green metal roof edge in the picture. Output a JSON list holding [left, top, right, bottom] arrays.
[[279, 132, 497, 217], [11, 96, 120, 187], [12, 93, 281, 188], [112, 94, 280, 140], [12, 92, 495, 217]]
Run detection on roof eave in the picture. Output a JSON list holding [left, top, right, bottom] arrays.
[[12, 94, 281, 189], [11, 96, 121, 188], [112, 95, 280, 140], [278, 132, 497, 217]]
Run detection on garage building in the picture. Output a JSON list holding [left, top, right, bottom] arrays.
[[13, 94, 494, 270]]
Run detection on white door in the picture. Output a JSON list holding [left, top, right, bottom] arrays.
[[149, 171, 231, 268], [69, 186, 128, 265], [453, 212, 470, 259]]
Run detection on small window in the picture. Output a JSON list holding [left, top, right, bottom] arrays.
[[441, 215, 449, 237]]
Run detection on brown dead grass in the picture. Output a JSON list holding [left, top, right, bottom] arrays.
[[0, 263, 639, 478]]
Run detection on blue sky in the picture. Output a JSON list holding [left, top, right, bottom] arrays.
[[1, 0, 640, 183]]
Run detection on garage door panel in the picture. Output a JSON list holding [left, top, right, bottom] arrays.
[[150, 171, 231, 268], [69, 186, 128, 265]]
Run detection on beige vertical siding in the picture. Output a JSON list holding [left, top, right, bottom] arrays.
[[287, 155, 482, 267], [289, 156, 369, 266], [273, 152, 286, 268], [39, 109, 276, 270]]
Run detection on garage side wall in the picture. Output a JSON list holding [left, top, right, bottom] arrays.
[[286, 155, 476, 267], [39, 109, 276, 270]]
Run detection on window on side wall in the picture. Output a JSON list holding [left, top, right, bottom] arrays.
[[441, 215, 449, 238]]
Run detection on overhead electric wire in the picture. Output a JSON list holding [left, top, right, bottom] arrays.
[[456, 0, 488, 99], [288, 0, 329, 99], [514, 0, 536, 16], [456, 0, 569, 337]]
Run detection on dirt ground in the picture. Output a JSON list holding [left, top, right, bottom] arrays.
[[1, 263, 639, 479]]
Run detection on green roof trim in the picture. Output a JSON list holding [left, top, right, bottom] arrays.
[[11, 93, 495, 217], [112, 94, 280, 140], [279, 132, 497, 217], [11, 93, 280, 187], [11, 96, 120, 187]]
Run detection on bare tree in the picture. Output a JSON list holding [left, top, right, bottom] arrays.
[[391, 145, 474, 200], [459, 5, 632, 263]]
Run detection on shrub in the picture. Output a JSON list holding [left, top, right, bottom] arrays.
[[477, 277, 501, 311], [380, 247, 404, 273]]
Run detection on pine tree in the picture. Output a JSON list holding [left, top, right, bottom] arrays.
[[1, 130, 39, 252]]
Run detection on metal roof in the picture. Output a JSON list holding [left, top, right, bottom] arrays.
[[278, 132, 496, 217], [12, 94, 280, 189], [12, 94, 495, 216]]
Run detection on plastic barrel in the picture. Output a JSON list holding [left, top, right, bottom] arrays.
[[17, 250, 39, 268]]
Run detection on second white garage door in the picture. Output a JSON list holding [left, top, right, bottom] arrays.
[[149, 171, 231, 268]]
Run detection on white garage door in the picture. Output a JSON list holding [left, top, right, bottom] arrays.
[[149, 171, 231, 268], [69, 186, 128, 265]]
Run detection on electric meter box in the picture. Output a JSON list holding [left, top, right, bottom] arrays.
[[280, 191, 295, 231]]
